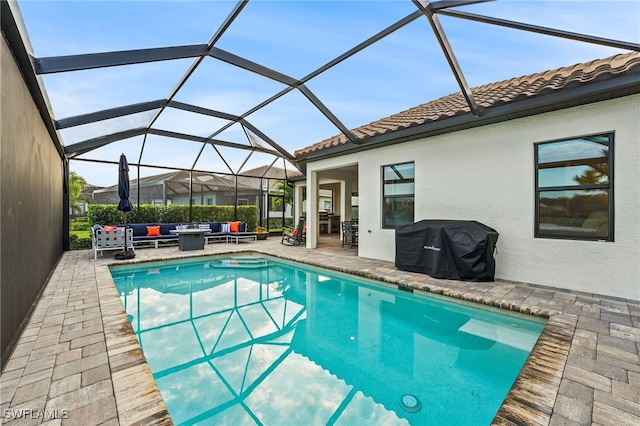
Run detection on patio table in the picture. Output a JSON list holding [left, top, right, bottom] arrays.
[[170, 229, 205, 251]]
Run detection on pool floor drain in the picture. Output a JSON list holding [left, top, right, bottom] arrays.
[[400, 394, 422, 413]]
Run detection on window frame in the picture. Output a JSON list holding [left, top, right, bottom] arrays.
[[534, 133, 614, 242], [382, 161, 415, 229]]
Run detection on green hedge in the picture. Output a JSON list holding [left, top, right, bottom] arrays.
[[70, 217, 90, 231], [88, 204, 259, 231], [69, 234, 92, 250]]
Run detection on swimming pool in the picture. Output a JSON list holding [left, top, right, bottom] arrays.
[[110, 255, 546, 425]]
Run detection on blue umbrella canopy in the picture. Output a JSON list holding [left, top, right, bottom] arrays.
[[117, 153, 133, 213], [115, 154, 135, 259]]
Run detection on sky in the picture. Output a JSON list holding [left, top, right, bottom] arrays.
[[15, 0, 640, 187]]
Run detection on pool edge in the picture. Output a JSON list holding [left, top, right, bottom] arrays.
[[101, 249, 572, 425], [96, 263, 173, 425]]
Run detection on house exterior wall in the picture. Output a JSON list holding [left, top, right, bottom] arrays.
[[1, 35, 64, 363], [305, 95, 640, 300]]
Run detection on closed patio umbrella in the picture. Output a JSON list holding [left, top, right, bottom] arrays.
[[115, 153, 135, 259]]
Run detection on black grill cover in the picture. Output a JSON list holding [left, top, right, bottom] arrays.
[[395, 220, 499, 281]]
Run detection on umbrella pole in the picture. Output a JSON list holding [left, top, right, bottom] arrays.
[[123, 211, 128, 252]]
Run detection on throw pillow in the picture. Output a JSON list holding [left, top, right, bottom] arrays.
[[228, 221, 241, 233], [104, 225, 118, 232], [291, 227, 298, 237], [221, 223, 230, 233], [146, 226, 161, 237]]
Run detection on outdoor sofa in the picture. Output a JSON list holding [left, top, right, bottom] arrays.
[[171, 222, 259, 244], [92, 222, 258, 254]]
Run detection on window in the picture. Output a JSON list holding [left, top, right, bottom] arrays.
[[382, 162, 414, 228], [535, 134, 613, 241], [319, 188, 333, 212], [351, 193, 359, 220]]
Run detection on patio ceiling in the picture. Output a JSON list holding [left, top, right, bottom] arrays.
[[12, 0, 640, 186]]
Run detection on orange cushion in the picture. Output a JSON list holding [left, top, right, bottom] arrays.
[[228, 221, 241, 233], [291, 227, 298, 237], [104, 225, 118, 232], [146, 226, 160, 237]]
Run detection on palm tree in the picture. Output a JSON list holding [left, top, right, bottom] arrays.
[[573, 148, 609, 185], [69, 171, 92, 215], [271, 179, 293, 211]]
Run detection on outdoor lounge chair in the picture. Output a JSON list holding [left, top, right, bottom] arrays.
[[92, 225, 134, 259], [282, 218, 306, 245]]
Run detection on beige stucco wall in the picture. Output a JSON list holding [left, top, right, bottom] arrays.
[[1, 34, 64, 361], [305, 94, 640, 300]]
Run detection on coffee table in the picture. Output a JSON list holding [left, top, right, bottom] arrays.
[[169, 229, 205, 251]]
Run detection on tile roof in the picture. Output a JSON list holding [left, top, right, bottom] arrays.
[[295, 51, 640, 157]]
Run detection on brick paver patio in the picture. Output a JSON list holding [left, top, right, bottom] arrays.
[[1, 236, 638, 425]]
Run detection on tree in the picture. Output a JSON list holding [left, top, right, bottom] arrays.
[[573, 148, 609, 185], [271, 179, 293, 210], [69, 171, 92, 215]]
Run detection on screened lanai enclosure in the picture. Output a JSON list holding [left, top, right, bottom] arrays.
[[3, 0, 639, 377], [13, 0, 638, 231]]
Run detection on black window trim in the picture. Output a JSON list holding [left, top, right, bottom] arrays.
[[534, 132, 614, 242], [382, 161, 415, 230]]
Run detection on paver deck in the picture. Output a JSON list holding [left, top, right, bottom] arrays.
[[1, 236, 639, 425]]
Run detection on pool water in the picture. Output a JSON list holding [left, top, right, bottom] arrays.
[[109, 255, 545, 426]]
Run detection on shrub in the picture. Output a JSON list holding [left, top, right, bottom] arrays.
[[69, 234, 92, 250], [88, 205, 123, 225], [69, 217, 91, 231], [87, 204, 260, 230]]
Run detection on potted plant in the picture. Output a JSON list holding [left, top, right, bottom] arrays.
[[256, 226, 268, 240]]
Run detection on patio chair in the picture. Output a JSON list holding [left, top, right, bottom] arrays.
[[92, 225, 134, 259], [341, 221, 358, 248], [282, 218, 306, 245]]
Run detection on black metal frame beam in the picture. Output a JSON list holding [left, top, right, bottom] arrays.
[[35, 45, 209, 74], [223, 10, 426, 144], [413, 0, 481, 116], [427, 0, 492, 11], [210, 47, 300, 87], [168, 101, 241, 122], [55, 99, 168, 129], [239, 122, 297, 163], [437, 9, 640, 52], [145, 0, 249, 132], [70, 157, 293, 180], [65, 128, 147, 157], [148, 129, 269, 153], [25, 0, 639, 185], [56, 99, 240, 133], [298, 85, 358, 143], [51, 5, 433, 163], [302, 10, 425, 83], [208, 47, 358, 144]]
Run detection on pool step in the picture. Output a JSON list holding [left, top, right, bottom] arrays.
[[458, 319, 540, 352]]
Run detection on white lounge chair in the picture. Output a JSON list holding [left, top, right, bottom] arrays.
[[92, 226, 134, 259]]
